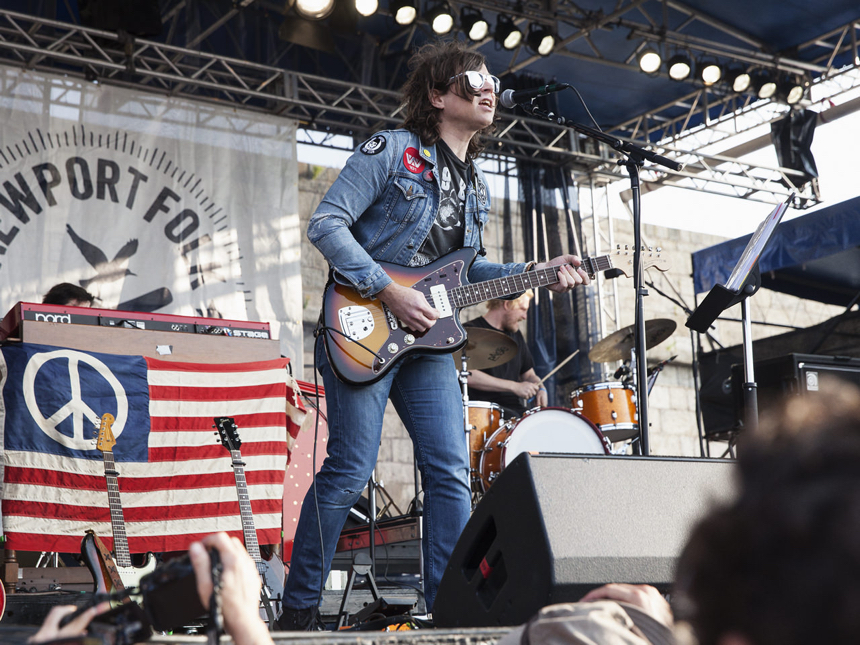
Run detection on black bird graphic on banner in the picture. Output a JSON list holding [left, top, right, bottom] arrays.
[[66, 224, 139, 289]]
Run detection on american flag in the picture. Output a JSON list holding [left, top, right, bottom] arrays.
[[0, 343, 306, 553]]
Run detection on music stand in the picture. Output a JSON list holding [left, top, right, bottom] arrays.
[[686, 196, 793, 434]]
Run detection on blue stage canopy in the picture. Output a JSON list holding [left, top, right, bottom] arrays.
[[691, 196, 860, 308]]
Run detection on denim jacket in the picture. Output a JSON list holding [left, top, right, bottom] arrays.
[[307, 129, 529, 298]]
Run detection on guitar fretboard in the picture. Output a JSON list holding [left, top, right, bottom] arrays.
[[103, 452, 132, 568], [448, 255, 612, 308], [230, 450, 266, 578]]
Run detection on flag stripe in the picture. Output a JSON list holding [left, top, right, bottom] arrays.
[[1, 344, 306, 553]]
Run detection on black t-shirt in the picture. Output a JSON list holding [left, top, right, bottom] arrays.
[[464, 316, 535, 416], [410, 139, 468, 266]]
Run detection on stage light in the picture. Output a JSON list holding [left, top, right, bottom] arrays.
[[390, 0, 417, 25], [727, 67, 751, 93], [753, 70, 777, 99], [667, 53, 691, 81], [638, 47, 661, 75], [526, 23, 555, 56], [698, 59, 722, 86], [355, 0, 377, 17], [460, 7, 488, 41], [495, 14, 522, 50], [294, 0, 335, 20], [427, 1, 453, 34], [778, 75, 806, 105]]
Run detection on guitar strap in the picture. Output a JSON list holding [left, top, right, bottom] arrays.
[[88, 530, 130, 603]]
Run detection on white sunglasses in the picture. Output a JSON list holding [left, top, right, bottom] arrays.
[[448, 71, 500, 94]]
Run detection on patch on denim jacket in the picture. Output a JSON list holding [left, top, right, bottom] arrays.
[[477, 180, 488, 205], [403, 147, 426, 174], [360, 135, 387, 155]]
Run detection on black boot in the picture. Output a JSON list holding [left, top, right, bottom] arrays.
[[277, 606, 326, 631]]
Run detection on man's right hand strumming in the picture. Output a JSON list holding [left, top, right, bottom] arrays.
[[378, 282, 439, 333]]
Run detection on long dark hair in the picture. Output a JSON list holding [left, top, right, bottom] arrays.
[[400, 40, 496, 160]]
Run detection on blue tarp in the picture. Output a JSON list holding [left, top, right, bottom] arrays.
[[691, 196, 860, 307]]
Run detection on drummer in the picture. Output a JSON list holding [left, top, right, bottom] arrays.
[[464, 291, 546, 417]]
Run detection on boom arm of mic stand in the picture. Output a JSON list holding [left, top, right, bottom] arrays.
[[517, 103, 684, 172]]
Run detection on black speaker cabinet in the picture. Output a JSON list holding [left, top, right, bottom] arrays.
[[732, 353, 860, 422], [434, 453, 735, 628]]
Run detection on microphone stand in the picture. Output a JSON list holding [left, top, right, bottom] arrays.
[[518, 102, 683, 455]]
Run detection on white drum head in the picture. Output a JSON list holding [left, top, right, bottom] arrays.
[[503, 408, 606, 468]]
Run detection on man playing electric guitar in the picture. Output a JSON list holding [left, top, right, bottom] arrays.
[[281, 40, 589, 630]]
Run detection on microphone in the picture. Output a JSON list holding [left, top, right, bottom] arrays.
[[499, 83, 569, 109]]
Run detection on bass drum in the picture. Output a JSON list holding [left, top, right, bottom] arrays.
[[478, 407, 609, 492]]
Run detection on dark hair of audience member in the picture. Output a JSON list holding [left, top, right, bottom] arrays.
[[42, 283, 95, 306], [674, 380, 860, 645]]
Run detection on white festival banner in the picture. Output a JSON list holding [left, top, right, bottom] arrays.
[[0, 64, 302, 375]]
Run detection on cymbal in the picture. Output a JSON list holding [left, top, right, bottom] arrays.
[[453, 327, 518, 370], [588, 319, 677, 363]]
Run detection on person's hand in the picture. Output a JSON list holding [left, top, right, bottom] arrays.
[[536, 387, 548, 408], [377, 282, 439, 332], [28, 602, 110, 643], [189, 532, 273, 645], [535, 255, 590, 293], [580, 583, 673, 628], [512, 380, 541, 400]]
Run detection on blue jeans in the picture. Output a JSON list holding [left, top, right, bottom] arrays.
[[283, 341, 471, 612]]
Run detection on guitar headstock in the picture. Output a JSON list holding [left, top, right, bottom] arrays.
[[214, 417, 241, 452], [609, 245, 670, 278], [96, 413, 116, 453]]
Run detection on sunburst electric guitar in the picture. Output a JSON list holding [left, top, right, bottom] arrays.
[[214, 416, 286, 626], [82, 413, 156, 599], [322, 246, 669, 384]]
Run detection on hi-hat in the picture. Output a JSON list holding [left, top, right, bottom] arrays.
[[453, 327, 518, 370], [588, 319, 677, 363]]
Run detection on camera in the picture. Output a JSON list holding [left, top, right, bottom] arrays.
[[139, 546, 220, 632]]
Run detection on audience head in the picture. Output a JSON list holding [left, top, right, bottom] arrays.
[[674, 379, 860, 645], [42, 283, 95, 307]]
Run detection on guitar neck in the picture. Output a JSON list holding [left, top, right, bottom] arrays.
[[102, 452, 132, 569], [229, 450, 265, 572], [450, 254, 612, 308]]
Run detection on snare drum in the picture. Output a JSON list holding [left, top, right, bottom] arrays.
[[467, 401, 505, 492], [570, 382, 639, 442], [478, 407, 608, 492]]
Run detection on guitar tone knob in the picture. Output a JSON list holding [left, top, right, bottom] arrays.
[[404, 334, 415, 345], [387, 343, 399, 354]]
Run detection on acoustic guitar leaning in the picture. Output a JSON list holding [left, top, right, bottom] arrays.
[[322, 246, 668, 385]]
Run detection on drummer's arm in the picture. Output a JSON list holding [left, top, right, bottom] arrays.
[[521, 369, 548, 407], [468, 369, 542, 402]]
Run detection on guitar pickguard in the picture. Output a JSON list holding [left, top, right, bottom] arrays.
[[337, 304, 376, 341]]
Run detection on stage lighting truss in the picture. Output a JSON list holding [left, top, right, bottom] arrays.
[[667, 52, 691, 81], [638, 47, 662, 75], [753, 70, 778, 99], [526, 23, 556, 57], [698, 59, 722, 86], [461, 7, 489, 41], [355, 0, 378, 17], [293, 0, 335, 20], [495, 14, 523, 50], [391, 0, 417, 25], [427, 1, 454, 34]]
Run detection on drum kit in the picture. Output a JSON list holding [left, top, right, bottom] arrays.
[[457, 319, 677, 496]]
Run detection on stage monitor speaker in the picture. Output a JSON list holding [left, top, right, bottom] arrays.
[[434, 453, 735, 628]]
